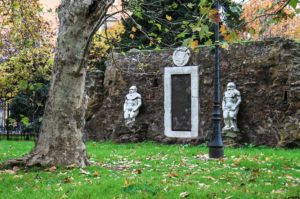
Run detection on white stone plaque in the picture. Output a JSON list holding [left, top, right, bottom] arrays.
[[164, 66, 199, 138], [172, 47, 191, 67]]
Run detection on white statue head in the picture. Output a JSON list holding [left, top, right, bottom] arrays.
[[129, 85, 137, 94], [227, 82, 236, 90]]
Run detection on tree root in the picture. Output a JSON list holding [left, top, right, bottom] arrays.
[[0, 151, 90, 169], [0, 155, 30, 169], [0, 150, 46, 169]]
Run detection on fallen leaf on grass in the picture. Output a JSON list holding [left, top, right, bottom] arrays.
[[169, 172, 179, 178], [93, 171, 100, 177], [188, 164, 197, 170], [243, 187, 250, 193], [16, 186, 23, 192], [198, 183, 210, 189], [56, 187, 63, 192], [285, 175, 294, 180], [12, 166, 20, 172], [283, 165, 290, 169], [89, 160, 98, 165], [124, 178, 131, 187], [179, 191, 189, 198], [3, 170, 16, 175], [163, 186, 169, 192], [251, 169, 260, 178], [233, 158, 240, 166], [205, 176, 216, 181], [84, 178, 93, 184], [264, 157, 271, 161], [253, 154, 260, 160], [45, 166, 57, 172], [132, 169, 142, 174], [80, 168, 90, 175], [271, 189, 285, 194], [102, 164, 131, 171], [13, 175, 23, 179], [195, 154, 209, 160], [146, 156, 153, 160], [63, 176, 73, 183], [285, 183, 298, 187]]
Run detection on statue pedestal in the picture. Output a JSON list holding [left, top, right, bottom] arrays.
[[222, 129, 241, 147], [113, 120, 148, 143]]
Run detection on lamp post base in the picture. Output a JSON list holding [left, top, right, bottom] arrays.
[[209, 147, 224, 159]]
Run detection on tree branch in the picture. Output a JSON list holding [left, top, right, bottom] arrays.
[[122, 10, 173, 48], [233, 0, 293, 30], [74, 0, 115, 76]]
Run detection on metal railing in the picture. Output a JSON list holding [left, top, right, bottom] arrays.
[[0, 100, 37, 141]]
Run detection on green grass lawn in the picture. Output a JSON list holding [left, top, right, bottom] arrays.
[[0, 141, 299, 199]]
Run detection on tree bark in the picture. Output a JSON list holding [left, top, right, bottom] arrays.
[[1, 0, 114, 168]]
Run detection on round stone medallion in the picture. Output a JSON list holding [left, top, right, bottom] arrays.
[[172, 47, 191, 67]]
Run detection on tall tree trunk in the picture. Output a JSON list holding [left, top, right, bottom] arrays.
[[1, 0, 114, 168]]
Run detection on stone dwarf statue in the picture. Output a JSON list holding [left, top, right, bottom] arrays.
[[123, 86, 142, 126], [222, 82, 241, 132]]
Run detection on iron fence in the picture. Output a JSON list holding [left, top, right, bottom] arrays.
[[0, 100, 37, 141]]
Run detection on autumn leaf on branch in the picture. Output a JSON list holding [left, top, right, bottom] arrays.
[[209, 8, 221, 24]]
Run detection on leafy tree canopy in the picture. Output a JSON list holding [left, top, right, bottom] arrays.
[[0, 0, 53, 59], [0, 0, 54, 98], [8, 77, 49, 134], [119, 0, 243, 50], [0, 0, 54, 128], [0, 47, 52, 98], [241, 0, 300, 40], [88, 23, 125, 72]]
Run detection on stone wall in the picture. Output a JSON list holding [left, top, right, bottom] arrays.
[[84, 39, 300, 147]]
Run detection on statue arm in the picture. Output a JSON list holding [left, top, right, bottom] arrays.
[[234, 91, 241, 109], [133, 97, 142, 112], [235, 95, 241, 107], [222, 96, 225, 110]]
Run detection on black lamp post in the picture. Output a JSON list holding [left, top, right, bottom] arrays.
[[208, 0, 224, 158]]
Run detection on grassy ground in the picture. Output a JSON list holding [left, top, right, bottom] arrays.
[[0, 141, 299, 199]]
